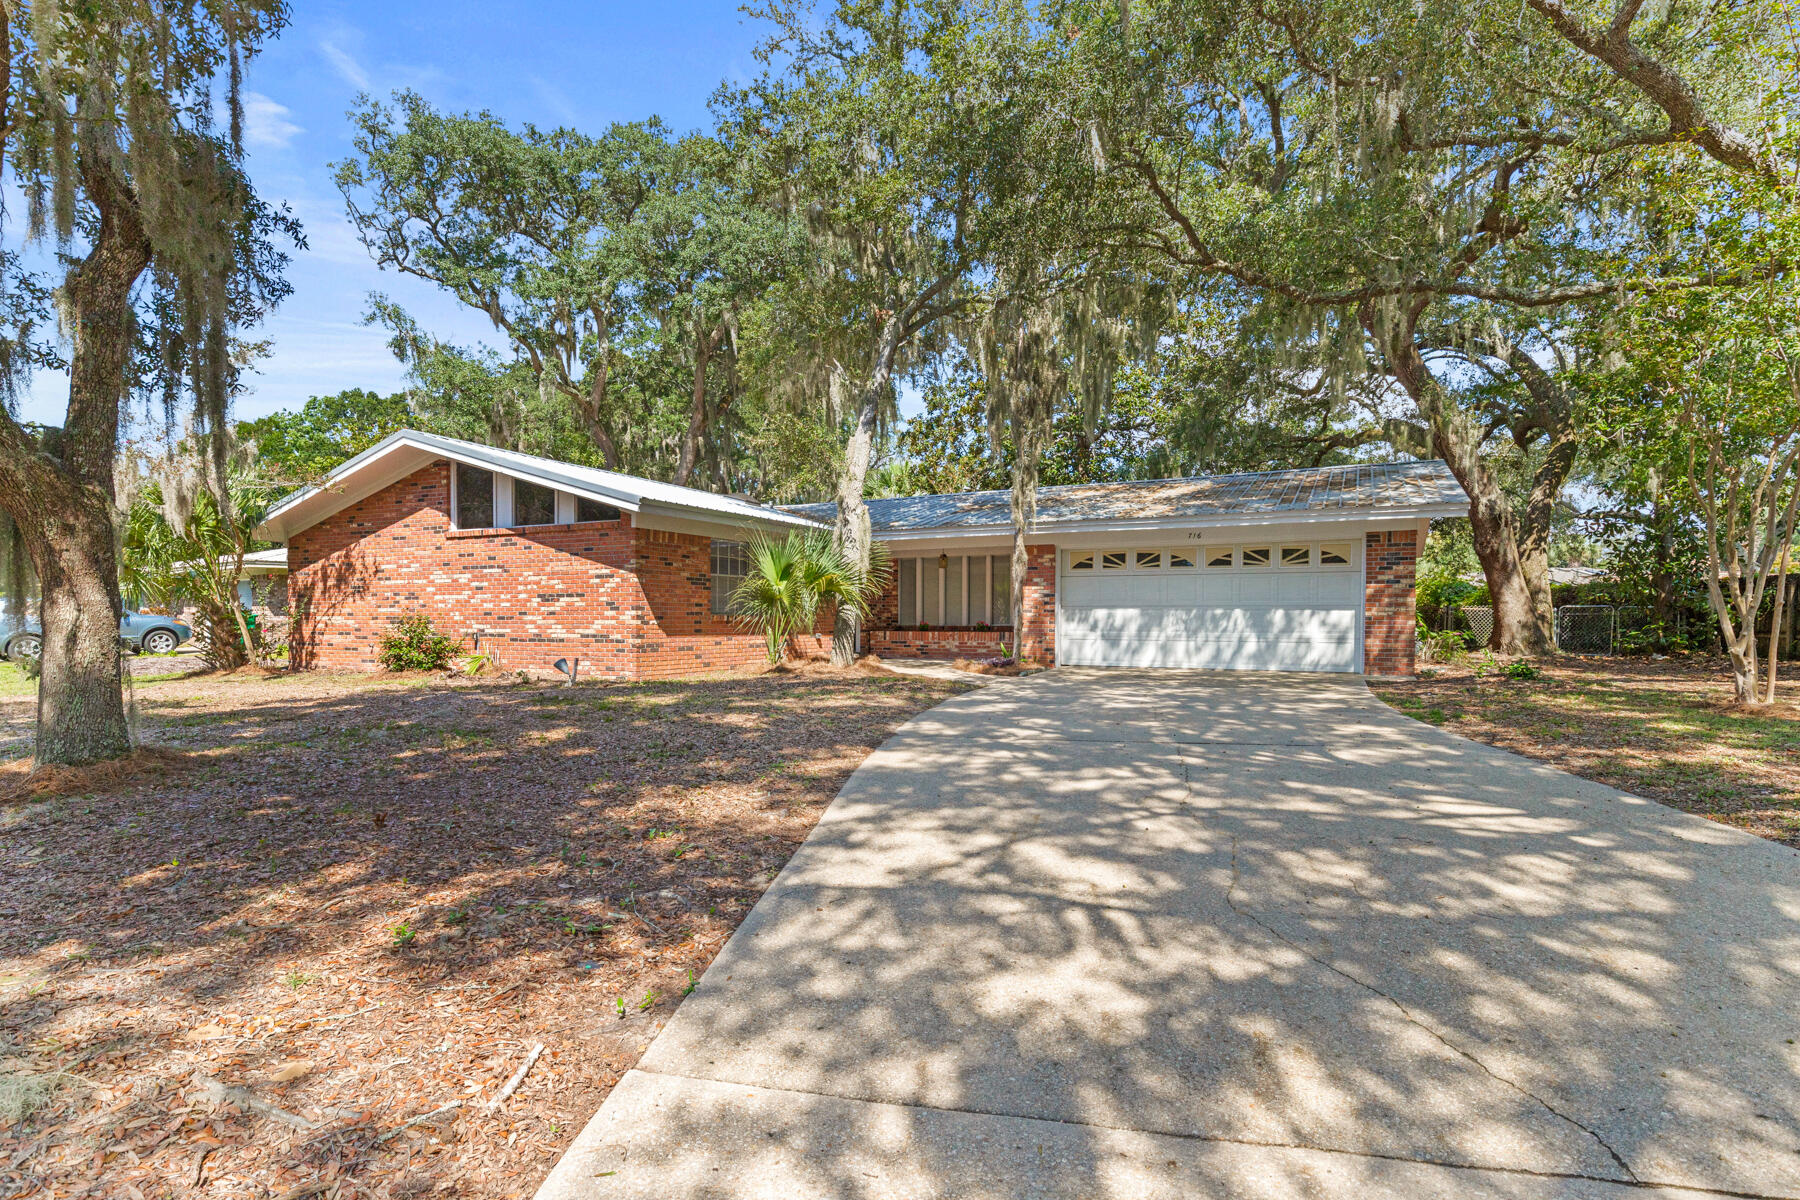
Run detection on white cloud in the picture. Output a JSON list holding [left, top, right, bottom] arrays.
[[320, 40, 371, 91], [242, 92, 302, 150]]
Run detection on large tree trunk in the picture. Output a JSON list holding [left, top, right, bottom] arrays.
[[673, 323, 725, 487], [26, 491, 130, 764], [0, 148, 153, 764], [1515, 433, 1577, 642], [830, 318, 906, 666], [1364, 301, 1555, 656]]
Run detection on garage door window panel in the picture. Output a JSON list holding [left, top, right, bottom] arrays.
[[1206, 548, 1235, 568], [1319, 544, 1353, 566], [1280, 546, 1311, 567], [1169, 549, 1196, 569], [1136, 550, 1163, 570], [1101, 551, 1127, 570], [1242, 547, 1272, 567]]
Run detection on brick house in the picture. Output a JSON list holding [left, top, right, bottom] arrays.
[[256, 431, 1465, 679]]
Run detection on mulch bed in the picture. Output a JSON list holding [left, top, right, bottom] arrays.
[[947, 657, 1047, 677], [1371, 655, 1800, 846], [0, 664, 964, 1199]]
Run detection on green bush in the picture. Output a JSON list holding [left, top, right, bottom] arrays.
[[1501, 659, 1541, 680], [376, 614, 463, 672]]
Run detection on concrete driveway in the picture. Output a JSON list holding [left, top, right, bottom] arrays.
[[538, 670, 1800, 1199]]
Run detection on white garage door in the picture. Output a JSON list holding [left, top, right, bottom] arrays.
[[1058, 542, 1362, 672]]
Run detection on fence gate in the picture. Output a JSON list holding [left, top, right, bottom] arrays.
[[1460, 606, 1494, 647], [1556, 605, 1616, 654]]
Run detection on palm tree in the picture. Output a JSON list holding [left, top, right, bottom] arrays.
[[732, 530, 890, 664]]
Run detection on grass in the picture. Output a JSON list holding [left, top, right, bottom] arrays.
[[1372, 656, 1800, 846], [0, 662, 34, 699]]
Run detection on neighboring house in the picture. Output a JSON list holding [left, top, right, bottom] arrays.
[[255, 430, 1467, 679], [1460, 565, 1613, 588], [152, 547, 291, 633]]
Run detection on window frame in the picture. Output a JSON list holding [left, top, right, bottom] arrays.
[[1135, 550, 1164, 570], [511, 477, 558, 528], [1318, 543, 1354, 567], [710, 539, 751, 616], [1206, 547, 1236, 568], [573, 495, 622, 523], [1241, 546, 1273, 567], [1279, 546, 1312, 568], [1168, 549, 1197, 570], [453, 463, 496, 530], [1100, 550, 1128, 570]]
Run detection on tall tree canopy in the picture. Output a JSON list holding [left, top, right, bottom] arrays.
[[1025, 0, 1791, 653], [338, 95, 802, 484], [0, 1, 296, 765]]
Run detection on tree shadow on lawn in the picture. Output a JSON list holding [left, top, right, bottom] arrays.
[[0, 669, 963, 1199], [543, 673, 1800, 1200]]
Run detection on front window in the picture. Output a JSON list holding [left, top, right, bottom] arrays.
[[576, 495, 621, 523], [456, 464, 494, 529], [514, 479, 556, 527], [710, 540, 750, 615]]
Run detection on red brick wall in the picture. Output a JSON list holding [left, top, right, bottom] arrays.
[[1364, 529, 1418, 677], [1020, 544, 1056, 663], [288, 461, 805, 679], [869, 630, 1012, 659], [632, 528, 827, 678], [864, 542, 1055, 661]]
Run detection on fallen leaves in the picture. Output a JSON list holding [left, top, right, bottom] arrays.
[[0, 665, 964, 1199], [1373, 656, 1800, 845]]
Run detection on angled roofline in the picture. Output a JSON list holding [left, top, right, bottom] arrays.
[[254, 430, 824, 543]]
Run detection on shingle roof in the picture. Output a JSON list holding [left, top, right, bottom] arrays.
[[788, 460, 1465, 533]]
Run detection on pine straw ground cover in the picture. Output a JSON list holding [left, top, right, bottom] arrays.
[[1370, 656, 1800, 847], [0, 664, 965, 1199]]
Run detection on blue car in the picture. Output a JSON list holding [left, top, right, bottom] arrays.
[[0, 609, 193, 661]]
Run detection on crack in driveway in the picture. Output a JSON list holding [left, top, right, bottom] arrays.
[[1218, 820, 1644, 1187]]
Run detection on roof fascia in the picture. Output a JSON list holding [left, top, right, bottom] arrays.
[[870, 502, 1467, 541]]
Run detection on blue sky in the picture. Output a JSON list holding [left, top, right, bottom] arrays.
[[19, 0, 772, 428]]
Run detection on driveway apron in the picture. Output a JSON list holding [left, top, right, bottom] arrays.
[[537, 669, 1800, 1199]]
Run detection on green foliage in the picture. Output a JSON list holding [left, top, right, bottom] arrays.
[[122, 446, 276, 669], [338, 92, 803, 486], [1501, 660, 1542, 681], [237, 389, 411, 483], [376, 615, 464, 673], [730, 530, 890, 663]]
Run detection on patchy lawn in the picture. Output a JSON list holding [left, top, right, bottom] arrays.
[[1371, 656, 1800, 846], [0, 664, 965, 1199]]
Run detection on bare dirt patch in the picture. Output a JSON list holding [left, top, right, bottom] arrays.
[[1371, 656, 1800, 846], [0, 666, 964, 1199]]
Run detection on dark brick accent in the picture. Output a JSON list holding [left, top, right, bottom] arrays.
[[1364, 529, 1418, 677]]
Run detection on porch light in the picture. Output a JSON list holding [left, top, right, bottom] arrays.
[[937, 552, 949, 569]]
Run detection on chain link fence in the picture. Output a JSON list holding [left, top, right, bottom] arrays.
[[1459, 605, 1494, 647], [1555, 605, 1617, 655]]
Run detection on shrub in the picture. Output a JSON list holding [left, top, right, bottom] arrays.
[[376, 614, 463, 672], [1501, 660, 1541, 680]]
